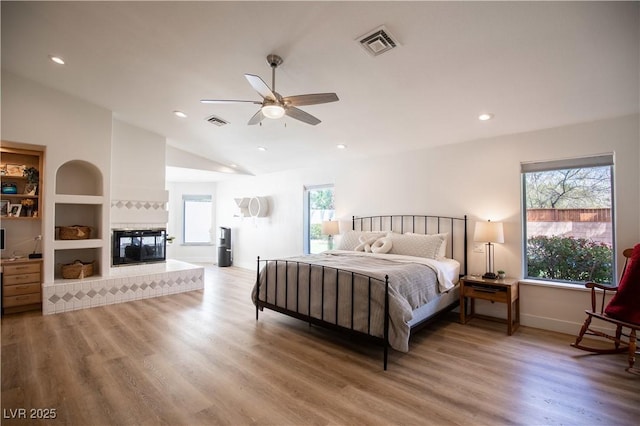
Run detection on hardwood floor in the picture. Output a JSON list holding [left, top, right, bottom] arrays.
[[2, 264, 639, 425]]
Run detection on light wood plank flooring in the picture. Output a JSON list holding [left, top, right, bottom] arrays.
[[2, 265, 639, 425]]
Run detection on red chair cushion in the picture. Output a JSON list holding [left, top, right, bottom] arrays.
[[605, 244, 640, 325]]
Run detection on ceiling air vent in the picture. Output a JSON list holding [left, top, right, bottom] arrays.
[[206, 115, 229, 126], [357, 25, 399, 57]]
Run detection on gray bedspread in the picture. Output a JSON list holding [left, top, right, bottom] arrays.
[[252, 252, 441, 352]]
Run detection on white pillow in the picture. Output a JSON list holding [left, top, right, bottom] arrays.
[[387, 232, 446, 259], [337, 231, 386, 251], [406, 232, 449, 259], [354, 235, 379, 252], [370, 237, 393, 254]]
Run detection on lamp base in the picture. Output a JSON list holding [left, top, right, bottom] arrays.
[[28, 253, 42, 259], [482, 272, 498, 279]]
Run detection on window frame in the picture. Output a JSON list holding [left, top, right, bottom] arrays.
[[520, 154, 616, 284], [303, 184, 335, 255], [182, 194, 214, 246]]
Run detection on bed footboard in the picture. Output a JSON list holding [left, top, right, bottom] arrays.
[[255, 256, 391, 370]]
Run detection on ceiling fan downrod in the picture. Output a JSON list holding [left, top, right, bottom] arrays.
[[266, 54, 283, 93]]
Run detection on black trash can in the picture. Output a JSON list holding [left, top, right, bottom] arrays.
[[218, 227, 232, 267]]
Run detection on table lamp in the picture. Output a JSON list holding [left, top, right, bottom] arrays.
[[321, 220, 340, 250], [474, 220, 504, 279]]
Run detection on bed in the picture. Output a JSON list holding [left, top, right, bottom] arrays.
[[253, 214, 468, 369]]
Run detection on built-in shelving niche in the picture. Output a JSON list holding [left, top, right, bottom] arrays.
[[54, 160, 104, 281], [53, 248, 101, 281], [54, 204, 102, 240], [56, 160, 102, 196]]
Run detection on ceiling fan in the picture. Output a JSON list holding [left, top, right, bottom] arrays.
[[201, 54, 339, 126]]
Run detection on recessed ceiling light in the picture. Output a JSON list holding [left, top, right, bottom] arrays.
[[49, 55, 65, 65], [173, 110, 187, 118], [478, 113, 494, 121], [230, 164, 237, 168], [337, 144, 347, 149], [258, 146, 267, 152]]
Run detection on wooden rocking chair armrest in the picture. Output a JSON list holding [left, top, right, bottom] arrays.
[[584, 282, 618, 291], [585, 282, 618, 313]]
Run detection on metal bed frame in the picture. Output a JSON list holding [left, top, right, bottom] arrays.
[[255, 214, 467, 370]]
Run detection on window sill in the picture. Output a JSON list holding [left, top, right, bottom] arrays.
[[519, 278, 589, 292], [180, 243, 214, 247]]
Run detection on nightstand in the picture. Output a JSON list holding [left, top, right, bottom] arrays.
[[459, 275, 519, 335]]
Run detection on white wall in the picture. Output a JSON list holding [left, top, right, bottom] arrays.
[[217, 114, 640, 335], [111, 119, 168, 227], [215, 167, 334, 268], [1, 71, 113, 282], [165, 181, 216, 263]]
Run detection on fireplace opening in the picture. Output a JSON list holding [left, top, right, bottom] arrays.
[[112, 229, 166, 266]]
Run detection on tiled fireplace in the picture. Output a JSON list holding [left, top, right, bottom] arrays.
[[41, 191, 204, 315]]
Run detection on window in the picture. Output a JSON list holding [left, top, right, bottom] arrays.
[[521, 155, 615, 284], [183, 195, 213, 245], [303, 185, 335, 254]]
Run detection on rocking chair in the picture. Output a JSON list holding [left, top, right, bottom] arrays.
[[571, 245, 640, 373]]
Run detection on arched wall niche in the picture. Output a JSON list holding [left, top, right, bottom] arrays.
[[56, 160, 103, 196]]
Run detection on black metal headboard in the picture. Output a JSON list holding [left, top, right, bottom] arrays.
[[352, 214, 468, 277]]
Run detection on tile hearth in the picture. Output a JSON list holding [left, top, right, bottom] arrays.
[[42, 260, 204, 315]]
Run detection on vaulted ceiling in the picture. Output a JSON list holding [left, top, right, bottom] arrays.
[[2, 2, 638, 179]]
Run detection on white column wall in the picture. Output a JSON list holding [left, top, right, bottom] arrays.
[[111, 119, 169, 227], [1, 71, 112, 283]]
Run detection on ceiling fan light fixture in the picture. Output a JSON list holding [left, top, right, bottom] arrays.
[[262, 104, 285, 119]]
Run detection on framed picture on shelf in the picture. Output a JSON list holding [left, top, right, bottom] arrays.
[[5, 164, 25, 177], [9, 204, 22, 217], [24, 183, 37, 195], [0, 200, 9, 216]]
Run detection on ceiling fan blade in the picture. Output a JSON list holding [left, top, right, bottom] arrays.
[[283, 93, 339, 106], [248, 109, 265, 125], [200, 99, 262, 104], [245, 74, 277, 101], [285, 107, 321, 125]]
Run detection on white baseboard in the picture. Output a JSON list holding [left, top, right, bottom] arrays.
[[521, 313, 616, 337]]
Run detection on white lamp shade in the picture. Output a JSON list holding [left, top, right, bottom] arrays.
[[262, 104, 285, 119], [321, 220, 340, 236], [474, 221, 504, 243]]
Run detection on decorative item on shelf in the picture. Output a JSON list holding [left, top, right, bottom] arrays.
[[8, 204, 22, 217], [0, 164, 6, 176], [497, 270, 506, 279], [0, 200, 8, 216], [1, 183, 17, 194], [5, 164, 25, 177], [474, 219, 505, 279], [22, 167, 39, 195], [29, 235, 42, 259], [57, 225, 91, 240], [61, 260, 94, 279], [321, 220, 340, 250], [20, 198, 35, 217]]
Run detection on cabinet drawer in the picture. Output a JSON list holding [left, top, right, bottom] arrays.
[[4, 283, 40, 297], [463, 286, 508, 303], [3, 272, 40, 286], [3, 292, 41, 307], [3, 263, 40, 275]]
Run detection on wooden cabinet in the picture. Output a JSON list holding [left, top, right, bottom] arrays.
[[459, 275, 520, 335], [2, 259, 42, 314]]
